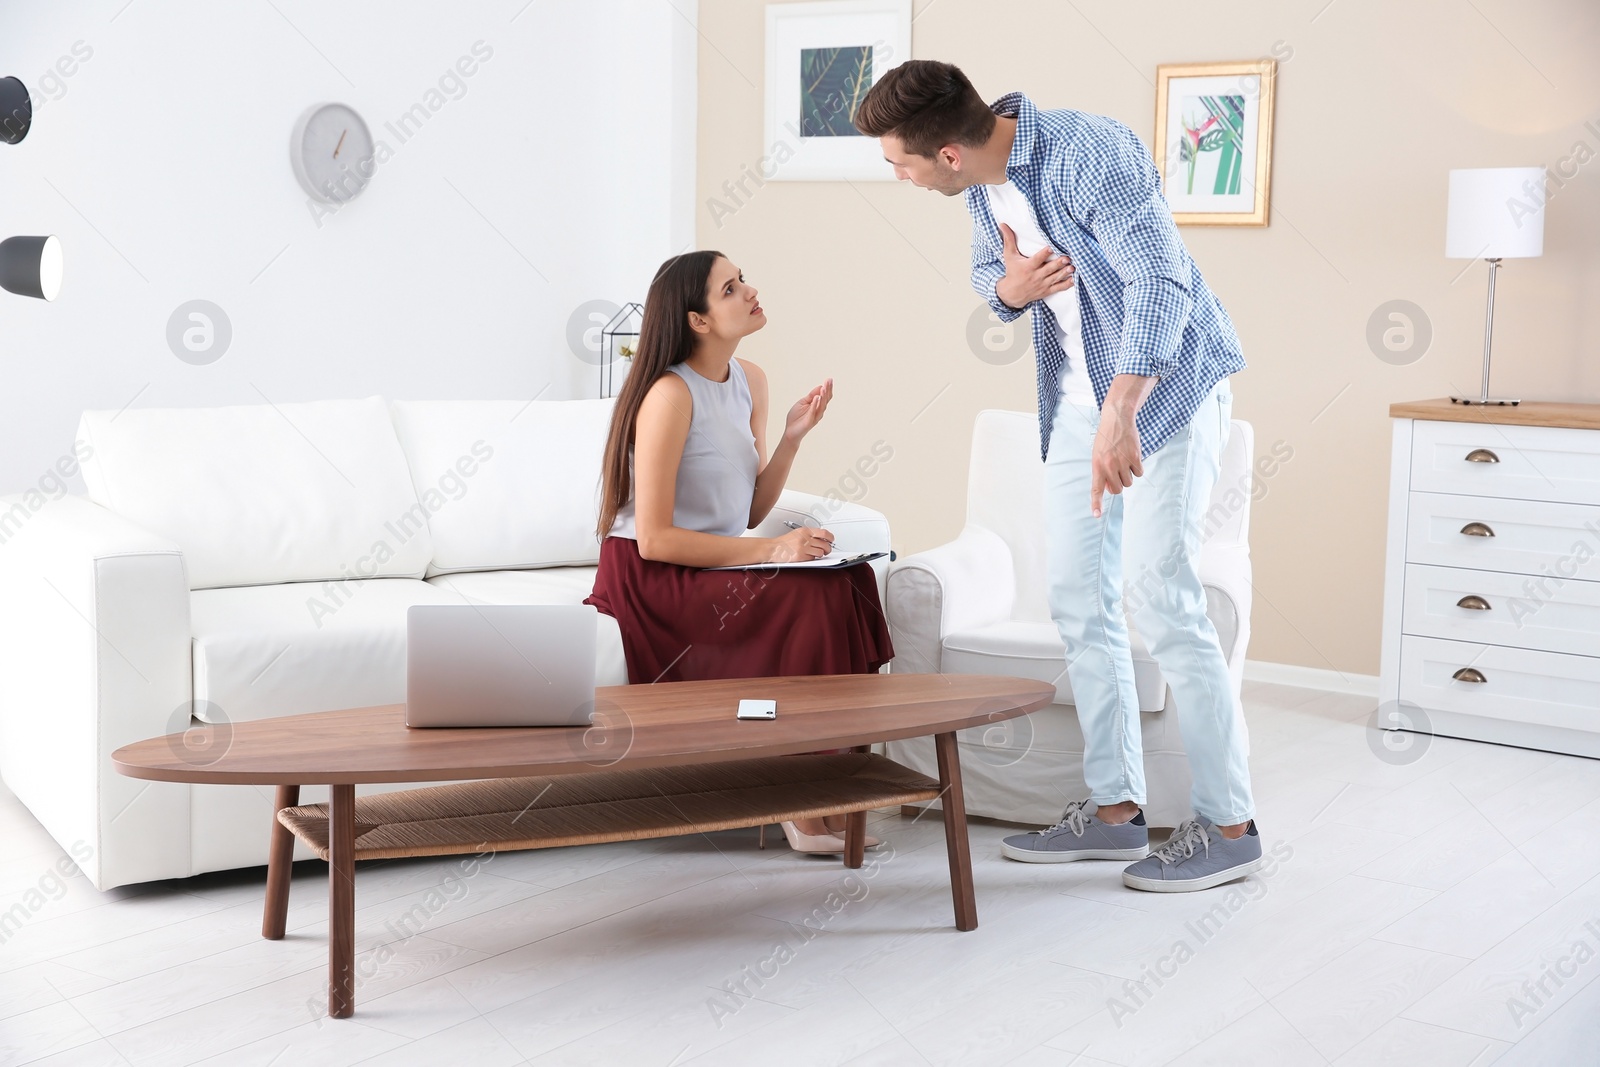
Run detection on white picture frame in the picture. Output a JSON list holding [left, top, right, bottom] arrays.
[[763, 0, 912, 182]]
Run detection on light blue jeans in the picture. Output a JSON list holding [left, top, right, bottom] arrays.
[[1043, 379, 1254, 826]]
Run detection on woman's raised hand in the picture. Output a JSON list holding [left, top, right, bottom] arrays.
[[782, 378, 834, 444]]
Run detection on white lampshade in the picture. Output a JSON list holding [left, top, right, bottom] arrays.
[[1445, 167, 1545, 259]]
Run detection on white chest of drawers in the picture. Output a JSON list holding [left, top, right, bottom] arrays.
[[1380, 399, 1600, 758]]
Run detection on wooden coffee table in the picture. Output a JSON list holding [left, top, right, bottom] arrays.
[[112, 673, 1053, 1018]]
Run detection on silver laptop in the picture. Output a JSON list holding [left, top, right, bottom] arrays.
[[406, 604, 598, 728]]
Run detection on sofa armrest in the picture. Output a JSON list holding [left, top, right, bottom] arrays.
[[0, 494, 194, 890], [884, 525, 1015, 675], [748, 489, 892, 604]]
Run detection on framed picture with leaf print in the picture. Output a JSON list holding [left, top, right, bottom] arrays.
[[762, 0, 911, 181], [1153, 60, 1277, 226]]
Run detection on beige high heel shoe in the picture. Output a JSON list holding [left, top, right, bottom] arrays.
[[822, 815, 882, 849], [759, 820, 884, 852], [777, 820, 846, 854]]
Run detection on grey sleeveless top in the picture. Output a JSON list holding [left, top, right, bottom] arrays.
[[609, 359, 760, 540]]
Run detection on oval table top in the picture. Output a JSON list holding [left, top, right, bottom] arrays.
[[112, 673, 1057, 785]]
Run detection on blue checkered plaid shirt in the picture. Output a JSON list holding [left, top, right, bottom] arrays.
[[967, 92, 1247, 461]]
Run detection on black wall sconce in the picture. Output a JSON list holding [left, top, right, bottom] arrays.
[[1, 75, 30, 144], [1, 76, 63, 301]]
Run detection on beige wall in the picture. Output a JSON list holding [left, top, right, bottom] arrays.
[[695, 0, 1600, 676]]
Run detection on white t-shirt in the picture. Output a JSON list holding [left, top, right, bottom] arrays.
[[985, 180, 1096, 407]]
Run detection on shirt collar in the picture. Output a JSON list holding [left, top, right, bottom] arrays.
[[988, 91, 1038, 173]]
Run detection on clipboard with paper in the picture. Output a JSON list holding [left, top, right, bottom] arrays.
[[702, 549, 887, 572]]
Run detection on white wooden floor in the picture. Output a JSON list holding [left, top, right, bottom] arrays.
[[3, 681, 1598, 1066]]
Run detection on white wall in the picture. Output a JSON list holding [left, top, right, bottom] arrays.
[[0, 0, 697, 495]]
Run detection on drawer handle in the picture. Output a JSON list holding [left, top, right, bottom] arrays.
[[1465, 448, 1501, 464], [1459, 522, 1496, 538], [1452, 667, 1488, 684], [1456, 595, 1491, 611]]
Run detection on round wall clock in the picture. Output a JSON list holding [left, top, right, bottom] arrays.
[[290, 102, 376, 204]]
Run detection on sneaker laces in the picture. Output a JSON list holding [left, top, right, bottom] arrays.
[[1151, 819, 1210, 865], [1034, 799, 1091, 837]]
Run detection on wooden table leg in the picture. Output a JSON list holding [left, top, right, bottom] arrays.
[[328, 784, 356, 1019], [933, 731, 977, 931], [261, 784, 300, 940], [841, 743, 871, 867], [843, 810, 867, 869]]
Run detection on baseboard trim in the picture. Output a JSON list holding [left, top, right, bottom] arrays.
[[1243, 659, 1379, 698]]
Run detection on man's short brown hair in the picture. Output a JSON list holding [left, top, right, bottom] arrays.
[[853, 59, 996, 157]]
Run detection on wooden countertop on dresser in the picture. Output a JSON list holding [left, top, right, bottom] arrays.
[[1389, 397, 1600, 431]]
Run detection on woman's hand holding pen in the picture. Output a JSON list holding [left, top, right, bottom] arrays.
[[766, 519, 835, 563]]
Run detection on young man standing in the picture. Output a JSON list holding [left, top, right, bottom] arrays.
[[856, 61, 1262, 892]]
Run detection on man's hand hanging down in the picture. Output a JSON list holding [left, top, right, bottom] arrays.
[[1090, 373, 1158, 519]]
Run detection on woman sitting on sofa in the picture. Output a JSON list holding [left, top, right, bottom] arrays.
[[584, 249, 894, 855]]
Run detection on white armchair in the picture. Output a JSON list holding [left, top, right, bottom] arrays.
[[884, 410, 1255, 830]]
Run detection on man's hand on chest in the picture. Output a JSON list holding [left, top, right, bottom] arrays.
[[995, 222, 1076, 311]]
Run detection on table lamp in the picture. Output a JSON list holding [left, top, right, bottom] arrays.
[[1444, 166, 1546, 405]]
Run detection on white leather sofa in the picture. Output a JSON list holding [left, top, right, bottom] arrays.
[[884, 411, 1254, 830], [0, 396, 891, 890]]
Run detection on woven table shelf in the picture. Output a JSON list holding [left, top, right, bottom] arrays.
[[277, 752, 943, 861]]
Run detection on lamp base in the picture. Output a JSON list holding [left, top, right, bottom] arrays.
[[1449, 396, 1520, 406]]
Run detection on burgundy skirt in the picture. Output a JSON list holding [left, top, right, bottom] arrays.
[[583, 535, 894, 684]]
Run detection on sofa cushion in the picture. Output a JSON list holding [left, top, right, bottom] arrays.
[[191, 578, 462, 724], [78, 396, 431, 590], [427, 568, 627, 686], [942, 619, 1167, 712], [965, 411, 1052, 623], [388, 398, 615, 576]]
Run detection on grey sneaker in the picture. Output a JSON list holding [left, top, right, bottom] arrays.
[[1000, 800, 1150, 863], [1121, 816, 1263, 892]]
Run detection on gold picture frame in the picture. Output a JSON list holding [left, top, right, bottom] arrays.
[[1153, 60, 1277, 226]]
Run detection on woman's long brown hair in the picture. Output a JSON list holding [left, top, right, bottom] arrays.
[[595, 250, 725, 541]]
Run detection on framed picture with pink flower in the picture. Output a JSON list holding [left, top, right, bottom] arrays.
[[1153, 60, 1278, 226]]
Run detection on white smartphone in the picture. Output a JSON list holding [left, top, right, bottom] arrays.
[[736, 699, 777, 721]]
